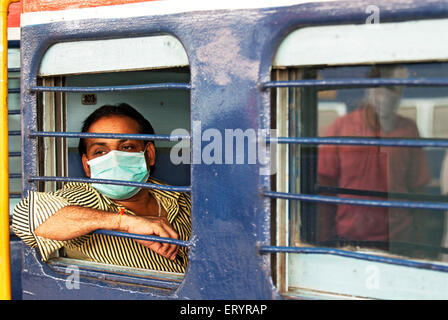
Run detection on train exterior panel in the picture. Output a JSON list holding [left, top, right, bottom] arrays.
[[4, 0, 448, 300]]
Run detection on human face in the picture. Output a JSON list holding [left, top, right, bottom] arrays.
[[81, 115, 155, 177]]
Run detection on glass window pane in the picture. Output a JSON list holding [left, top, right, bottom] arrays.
[[396, 106, 417, 123], [277, 62, 448, 263], [434, 105, 448, 138]]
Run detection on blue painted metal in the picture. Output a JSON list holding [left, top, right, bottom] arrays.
[[8, 130, 19, 136], [7, 40, 19, 49], [263, 190, 448, 211], [8, 110, 19, 115], [93, 230, 190, 247], [269, 136, 448, 148], [7, 67, 19, 73], [28, 175, 191, 193], [17, 0, 448, 300], [317, 185, 448, 202], [47, 258, 182, 291], [29, 82, 191, 93], [8, 88, 19, 94], [8, 152, 20, 157], [28, 131, 190, 141], [261, 78, 448, 90], [9, 238, 22, 300], [259, 246, 448, 273]]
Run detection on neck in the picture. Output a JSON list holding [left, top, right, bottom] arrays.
[[364, 104, 397, 134], [114, 189, 155, 216], [365, 104, 381, 133]]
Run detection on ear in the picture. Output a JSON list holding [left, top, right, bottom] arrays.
[[82, 154, 91, 177], [145, 142, 156, 167]]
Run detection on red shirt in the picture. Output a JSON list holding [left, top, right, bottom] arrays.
[[318, 106, 430, 241]]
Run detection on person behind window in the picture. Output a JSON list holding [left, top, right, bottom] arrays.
[[12, 103, 191, 273], [317, 65, 431, 255]]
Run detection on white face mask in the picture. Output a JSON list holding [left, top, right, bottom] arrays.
[[87, 150, 149, 200], [366, 87, 402, 132]]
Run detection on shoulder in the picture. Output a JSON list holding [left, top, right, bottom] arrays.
[[147, 176, 189, 201], [394, 115, 420, 137], [57, 182, 99, 197], [54, 182, 105, 206]]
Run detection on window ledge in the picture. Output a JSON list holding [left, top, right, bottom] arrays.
[[47, 257, 184, 293]]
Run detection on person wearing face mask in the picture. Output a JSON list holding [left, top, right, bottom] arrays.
[[11, 103, 191, 273], [316, 65, 430, 255]]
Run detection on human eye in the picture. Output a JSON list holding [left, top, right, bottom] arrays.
[[121, 144, 136, 152], [92, 148, 107, 157]]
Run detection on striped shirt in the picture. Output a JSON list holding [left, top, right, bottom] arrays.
[[11, 177, 191, 273]]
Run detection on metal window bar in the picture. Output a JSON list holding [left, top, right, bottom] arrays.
[[268, 136, 448, 148], [259, 245, 448, 273], [260, 77, 448, 90], [28, 131, 190, 142], [263, 190, 448, 211], [7, 68, 19, 73], [260, 77, 448, 272], [317, 185, 448, 202], [93, 230, 190, 247], [29, 83, 191, 93], [28, 176, 191, 193]]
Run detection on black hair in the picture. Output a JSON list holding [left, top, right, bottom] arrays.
[[368, 64, 407, 92], [78, 103, 155, 156], [368, 64, 407, 79]]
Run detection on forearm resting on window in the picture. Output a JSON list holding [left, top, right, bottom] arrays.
[[33, 206, 119, 241], [33, 206, 179, 261]]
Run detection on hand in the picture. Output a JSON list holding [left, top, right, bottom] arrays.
[[121, 215, 179, 261]]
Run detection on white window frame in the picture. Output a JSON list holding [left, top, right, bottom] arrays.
[[39, 35, 189, 76]]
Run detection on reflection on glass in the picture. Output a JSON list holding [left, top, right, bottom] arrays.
[[287, 63, 448, 261]]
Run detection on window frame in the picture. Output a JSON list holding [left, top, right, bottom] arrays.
[[25, 35, 192, 293], [269, 18, 448, 300]]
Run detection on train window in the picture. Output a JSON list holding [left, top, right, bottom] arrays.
[[433, 105, 448, 138], [396, 106, 417, 123], [269, 19, 448, 299], [32, 35, 191, 289], [317, 103, 346, 137]]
